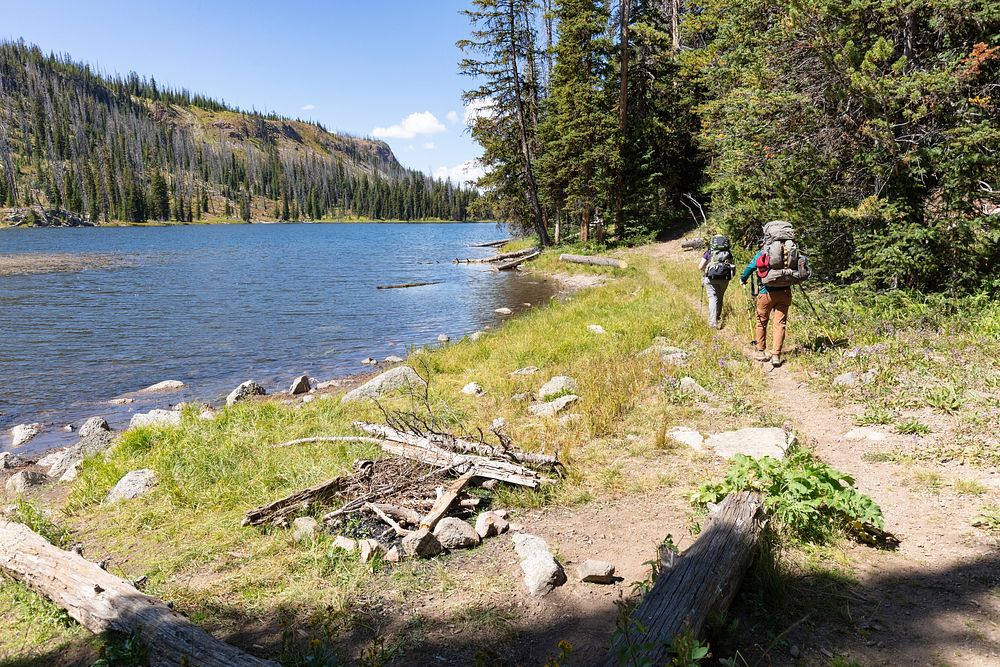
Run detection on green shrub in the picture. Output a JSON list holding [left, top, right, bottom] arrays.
[[692, 448, 884, 544]]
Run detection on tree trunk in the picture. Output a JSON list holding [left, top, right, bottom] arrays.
[[602, 491, 765, 666], [0, 521, 278, 667], [507, 0, 551, 246], [671, 0, 682, 52], [581, 208, 590, 244], [554, 208, 561, 244], [615, 0, 632, 241]]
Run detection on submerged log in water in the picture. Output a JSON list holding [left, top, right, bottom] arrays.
[[376, 281, 443, 289]]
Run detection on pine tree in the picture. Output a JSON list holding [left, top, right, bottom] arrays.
[[150, 171, 170, 221]]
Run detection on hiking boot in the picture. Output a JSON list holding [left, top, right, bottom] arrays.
[[771, 354, 783, 367], [754, 350, 769, 362]]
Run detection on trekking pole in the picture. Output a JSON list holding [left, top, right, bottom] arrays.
[[796, 285, 837, 348], [745, 280, 757, 348]]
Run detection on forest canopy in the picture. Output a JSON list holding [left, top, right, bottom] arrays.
[[0, 40, 478, 224], [459, 0, 999, 292]]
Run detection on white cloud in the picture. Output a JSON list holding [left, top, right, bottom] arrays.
[[372, 111, 447, 139], [300, 104, 316, 111], [434, 159, 486, 185], [446, 110, 459, 125], [422, 142, 436, 150], [463, 98, 496, 126]]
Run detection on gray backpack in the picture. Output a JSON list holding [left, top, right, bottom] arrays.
[[758, 221, 812, 287]]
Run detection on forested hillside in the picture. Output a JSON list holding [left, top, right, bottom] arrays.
[[461, 0, 999, 292], [0, 40, 478, 224]]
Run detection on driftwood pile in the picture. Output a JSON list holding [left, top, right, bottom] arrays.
[[243, 422, 560, 557], [454, 246, 541, 271]]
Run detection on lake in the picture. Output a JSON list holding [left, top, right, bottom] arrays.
[[0, 222, 553, 454]]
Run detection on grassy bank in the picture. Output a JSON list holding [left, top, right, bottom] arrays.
[[3, 241, 928, 665], [787, 287, 1000, 467], [2, 244, 792, 664]]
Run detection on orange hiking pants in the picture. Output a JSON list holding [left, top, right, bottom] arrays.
[[755, 289, 793, 354]]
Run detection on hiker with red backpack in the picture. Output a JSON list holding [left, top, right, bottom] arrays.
[[739, 220, 812, 366], [698, 235, 736, 329]]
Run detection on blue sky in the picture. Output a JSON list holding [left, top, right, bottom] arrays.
[[1, 0, 483, 182]]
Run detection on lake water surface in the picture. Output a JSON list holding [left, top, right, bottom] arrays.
[[0, 222, 553, 454]]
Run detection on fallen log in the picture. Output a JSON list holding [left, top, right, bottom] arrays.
[[495, 251, 540, 271], [0, 520, 278, 667], [559, 253, 628, 269], [454, 247, 540, 265], [470, 238, 514, 248], [242, 475, 347, 526], [420, 470, 476, 530], [681, 238, 706, 250], [602, 491, 765, 667], [321, 464, 459, 524], [272, 436, 385, 449], [372, 438, 548, 488], [376, 281, 443, 290], [355, 422, 560, 468]]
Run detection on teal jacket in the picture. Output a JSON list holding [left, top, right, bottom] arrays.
[[741, 250, 789, 295]]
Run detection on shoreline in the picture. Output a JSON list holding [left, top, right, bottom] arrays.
[[0, 217, 501, 230], [2, 241, 559, 462]]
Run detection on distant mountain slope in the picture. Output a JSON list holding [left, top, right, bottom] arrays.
[[0, 40, 476, 223]]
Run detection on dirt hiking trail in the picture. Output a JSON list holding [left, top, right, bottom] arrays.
[[651, 239, 1000, 666]]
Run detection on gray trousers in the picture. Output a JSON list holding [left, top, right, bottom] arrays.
[[703, 277, 729, 327]]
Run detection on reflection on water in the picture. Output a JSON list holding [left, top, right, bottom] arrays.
[[0, 223, 552, 454]]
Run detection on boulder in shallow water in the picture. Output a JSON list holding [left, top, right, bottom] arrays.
[[341, 366, 427, 404], [139, 380, 186, 393], [495, 307, 513, 315], [383, 355, 405, 363], [226, 380, 266, 406], [289, 375, 311, 395], [105, 469, 158, 503], [10, 423, 42, 448]]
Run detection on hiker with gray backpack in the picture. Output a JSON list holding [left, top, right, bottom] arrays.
[[698, 235, 736, 329], [739, 220, 812, 366]]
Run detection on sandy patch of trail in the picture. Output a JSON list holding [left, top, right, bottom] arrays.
[[651, 239, 1000, 666]]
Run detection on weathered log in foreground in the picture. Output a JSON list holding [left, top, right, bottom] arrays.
[[495, 250, 541, 271], [681, 238, 707, 250], [559, 253, 628, 269], [0, 520, 278, 667], [602, 491, 765, 666]]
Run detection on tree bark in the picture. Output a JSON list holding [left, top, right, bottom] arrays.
[[0, 521, 278, 667], [507, 0, 551, 246], [602, 491, 765, 667], [615, 0, 633, 241]]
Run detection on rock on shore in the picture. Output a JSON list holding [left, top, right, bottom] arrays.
[[341, 366, 427, 403], [226, 380, 266, 406]]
